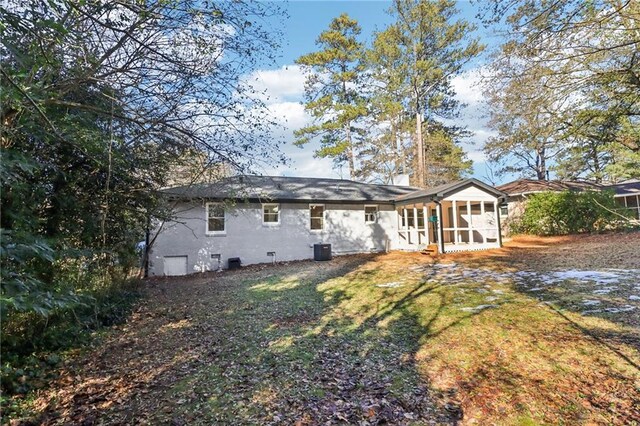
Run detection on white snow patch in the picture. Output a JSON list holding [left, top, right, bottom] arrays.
[[582, 300, 601, 306], [432, 263, 457, 269], [592, 287, 616, 295], [377, 282, 403, 288], [544, 270, 621, 284], [603, 305, 636, 313], [461, 304, 498, 312]]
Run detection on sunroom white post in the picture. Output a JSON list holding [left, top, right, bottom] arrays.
[[423, 205, 429, 245], [467, 200, 473, 244], [413, 206, 419, 244], [494, 200, 501, 246], [403, 207, 409, 244], [480, 201, 486, 243], [452, 200, 458, 244], [436, 202, 445, 253]]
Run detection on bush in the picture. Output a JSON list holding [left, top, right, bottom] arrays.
[[0, 253, 141, 416], [511, 190, 632, 236]]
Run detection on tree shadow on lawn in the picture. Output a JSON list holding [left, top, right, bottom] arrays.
[[171, 252, 639, 425], [438, 239, 640, 422], [24, 249, 640, 425], [446, 237, 640, 348], [26, 254, 465, 425], [173, 257, 505, 425]]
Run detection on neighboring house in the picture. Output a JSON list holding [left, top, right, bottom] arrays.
[[497, 179, 640, 234], [608, 180, 640, 219], [149, 176, 506, 276]]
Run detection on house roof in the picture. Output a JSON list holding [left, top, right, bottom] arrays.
[[162, 175, 420, 203], [395, 178, 506, 203], [496, 179, 603, 197], [604, 180, 640, 196]]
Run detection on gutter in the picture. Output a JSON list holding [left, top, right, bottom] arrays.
[[163, 196, 399, 205]]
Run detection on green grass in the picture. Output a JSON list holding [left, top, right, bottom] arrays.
[[149, 255, 639, 424], [14, 249, 640, 425]]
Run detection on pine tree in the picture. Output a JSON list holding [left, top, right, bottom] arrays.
[[294, 14, 368, 178], [383, 0, 483, 186]]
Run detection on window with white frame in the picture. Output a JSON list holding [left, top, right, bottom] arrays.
[[263, 203, 280, 224], [206, 203, 225, 234], [416, 208, 424, 228], [310, 204, 324, 230], [365, 205, 378, 223]]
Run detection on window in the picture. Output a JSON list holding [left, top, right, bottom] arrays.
[[399, 208, 415, 228], [416, 209, 424, 228], [206, 203, 225, 234], [365, 205, 378, 223], [310, 204, 324, 230], [263, 203, 280, 224], [499, 205, 508, 216]]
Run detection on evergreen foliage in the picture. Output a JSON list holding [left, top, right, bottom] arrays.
[[512, 191, 632, 236], [295, 1, 482, 186], [295, 14, 368, 178]]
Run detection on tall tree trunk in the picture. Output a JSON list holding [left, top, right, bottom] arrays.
[[345, 120, 355, 179], [393, 115, 406, 176], [536, 147, 546, 180], [413, 39, 425, 187], [342, 75, 355, 179], [591, 143, 602, 183], [416, 109, 425, 187]]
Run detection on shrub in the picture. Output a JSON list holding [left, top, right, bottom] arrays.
[[0, 241, 141, 416], [511, 190, 632, 236]]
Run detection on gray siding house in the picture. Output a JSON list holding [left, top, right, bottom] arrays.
[[149, 176, 506, 276]]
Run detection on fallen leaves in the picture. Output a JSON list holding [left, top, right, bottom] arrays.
[[11, 234, 640, 425]]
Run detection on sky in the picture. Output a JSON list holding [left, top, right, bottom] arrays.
[[250, 0, 506, 184]]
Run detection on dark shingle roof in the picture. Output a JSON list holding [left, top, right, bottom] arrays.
[[395, 178, 506, 203], [162, 175, 420, 203], [496, 179, 602, 196], [604, 180, 640, 196]]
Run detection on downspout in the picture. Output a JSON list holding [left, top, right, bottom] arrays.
[[434, 199, 445, 254], [496, 197, 504, 248]]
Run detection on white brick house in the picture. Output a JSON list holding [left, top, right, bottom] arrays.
[[149, 176, 506, 276]]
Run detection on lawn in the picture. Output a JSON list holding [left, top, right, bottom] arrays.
[[12, 232, 640, 425]]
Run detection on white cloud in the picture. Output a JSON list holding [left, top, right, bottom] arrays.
[[259, 146, 339, 178], [267, 101, 309, 130], [451, 68, 484, 109], [463, 148, 485, 163], [247, 64, 306, 104], [258, 99, 343, 178]]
